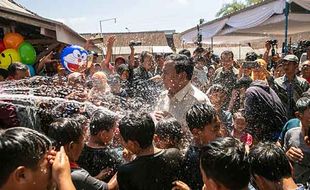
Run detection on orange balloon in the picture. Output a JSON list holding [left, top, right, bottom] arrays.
[[3, 32, 24, 49]]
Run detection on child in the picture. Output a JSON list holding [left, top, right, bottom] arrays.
[[200, 137, 250, 190], [117, 113, 183, 190], [231, 111, 253, 151], [182, 103, 223, 190], [0, 127, 75, 190], [47, 118, 116, 190], [88, 71, 111, 105], [154, 117, 184, 150], [207, 84, 233, 132], [77, 110, 122, 181], [284, 97, 310, 184]]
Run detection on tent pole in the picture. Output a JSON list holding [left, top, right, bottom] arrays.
[[239, 43, 241, 60], [284, 1, 290, 55], [211, 37, 213, 50]]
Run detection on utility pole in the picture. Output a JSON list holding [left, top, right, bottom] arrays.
[[99, 18, 116, 56], [196, 18, 204, 47]]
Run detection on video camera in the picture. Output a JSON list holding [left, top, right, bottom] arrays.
[[129, 40, 142, 47], [267, 39, 278, 70], [291, 40, 310, 59], [267, 39, 278, 46]]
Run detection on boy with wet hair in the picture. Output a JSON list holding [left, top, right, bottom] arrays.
[[200, 137, 250, 190], [284, 97, 310, 185], [182, 103, 222, 190], [117, 113, 183, 190], [0, 127, 75, 190], [154, 117, 184, 150], [47, 118, 116, 190], [78, 110, 122, 181], [249, 142, 302, 190]]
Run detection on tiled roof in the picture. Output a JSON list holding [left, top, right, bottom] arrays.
[[0, 0, 36, 15], [81, 31, 171, 47]]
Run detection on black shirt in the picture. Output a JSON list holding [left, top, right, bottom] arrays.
[[78, 144, 123, 181], [117, 148, 183, 190], [71, 168, 108, 190], [182, 145, 203, 190], [245, 80, 288, 141]]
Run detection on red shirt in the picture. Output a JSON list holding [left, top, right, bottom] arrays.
[[232, 130, 253, 146], [70, 162, 79, 169]]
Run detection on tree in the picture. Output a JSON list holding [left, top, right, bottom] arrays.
[[246, 0, 264, 5], [216, 0, 264, 17]]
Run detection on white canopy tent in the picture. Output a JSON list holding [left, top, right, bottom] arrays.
[[181, 0, 310, 45]]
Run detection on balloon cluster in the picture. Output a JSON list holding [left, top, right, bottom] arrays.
[[0, 32, 37, 76]]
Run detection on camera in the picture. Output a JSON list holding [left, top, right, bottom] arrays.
[[245, 52, 258, 61], [291, 40, 310, 59], [242, 61, 259, 69], [129, 40, 142, 47], [267, 40, 278, 46]]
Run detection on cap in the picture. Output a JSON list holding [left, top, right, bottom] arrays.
[[93, 62, 101, 67], [117, 64, 129, 75], [283, 54, 299, 63], [301, 60, 310, 67]]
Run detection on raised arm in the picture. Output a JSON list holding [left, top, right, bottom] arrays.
[[129, 46, 135, 68], [263, 41, 271, 63], [36, 51, 53, 74], [103, 36, 116, 72]]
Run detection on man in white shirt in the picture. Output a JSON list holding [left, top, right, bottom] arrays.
[[154, 54, 211, 128]]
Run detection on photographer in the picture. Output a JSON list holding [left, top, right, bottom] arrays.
[[263, 40, 279, 70], [263, 40, 272, 63]]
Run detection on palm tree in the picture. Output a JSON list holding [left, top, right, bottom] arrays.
[[216, 0, 264, 17]]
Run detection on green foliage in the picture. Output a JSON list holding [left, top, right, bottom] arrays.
[[216, 0, 264, 17]]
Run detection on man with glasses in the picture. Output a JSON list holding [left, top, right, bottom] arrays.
[[301, 60, 310, 83], [273, 55, 309, 119]]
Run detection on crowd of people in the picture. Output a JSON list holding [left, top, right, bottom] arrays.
[[1, 35, 310, 190]]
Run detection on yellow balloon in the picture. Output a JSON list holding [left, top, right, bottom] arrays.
[[0, 49, 21, 70]]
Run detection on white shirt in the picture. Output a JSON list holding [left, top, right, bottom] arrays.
[[155, 82, 211, 127], [192, 67, 208, 87]]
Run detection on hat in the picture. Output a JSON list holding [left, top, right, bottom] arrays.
[[117, 64, 129, 75], [301, 60, 310, 67], [93, 62, 101, 67], [208, 65, 215, 70], [283, 54, 299, 63]]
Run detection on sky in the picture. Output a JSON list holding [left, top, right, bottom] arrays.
[[14, 0, 235, 34]]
